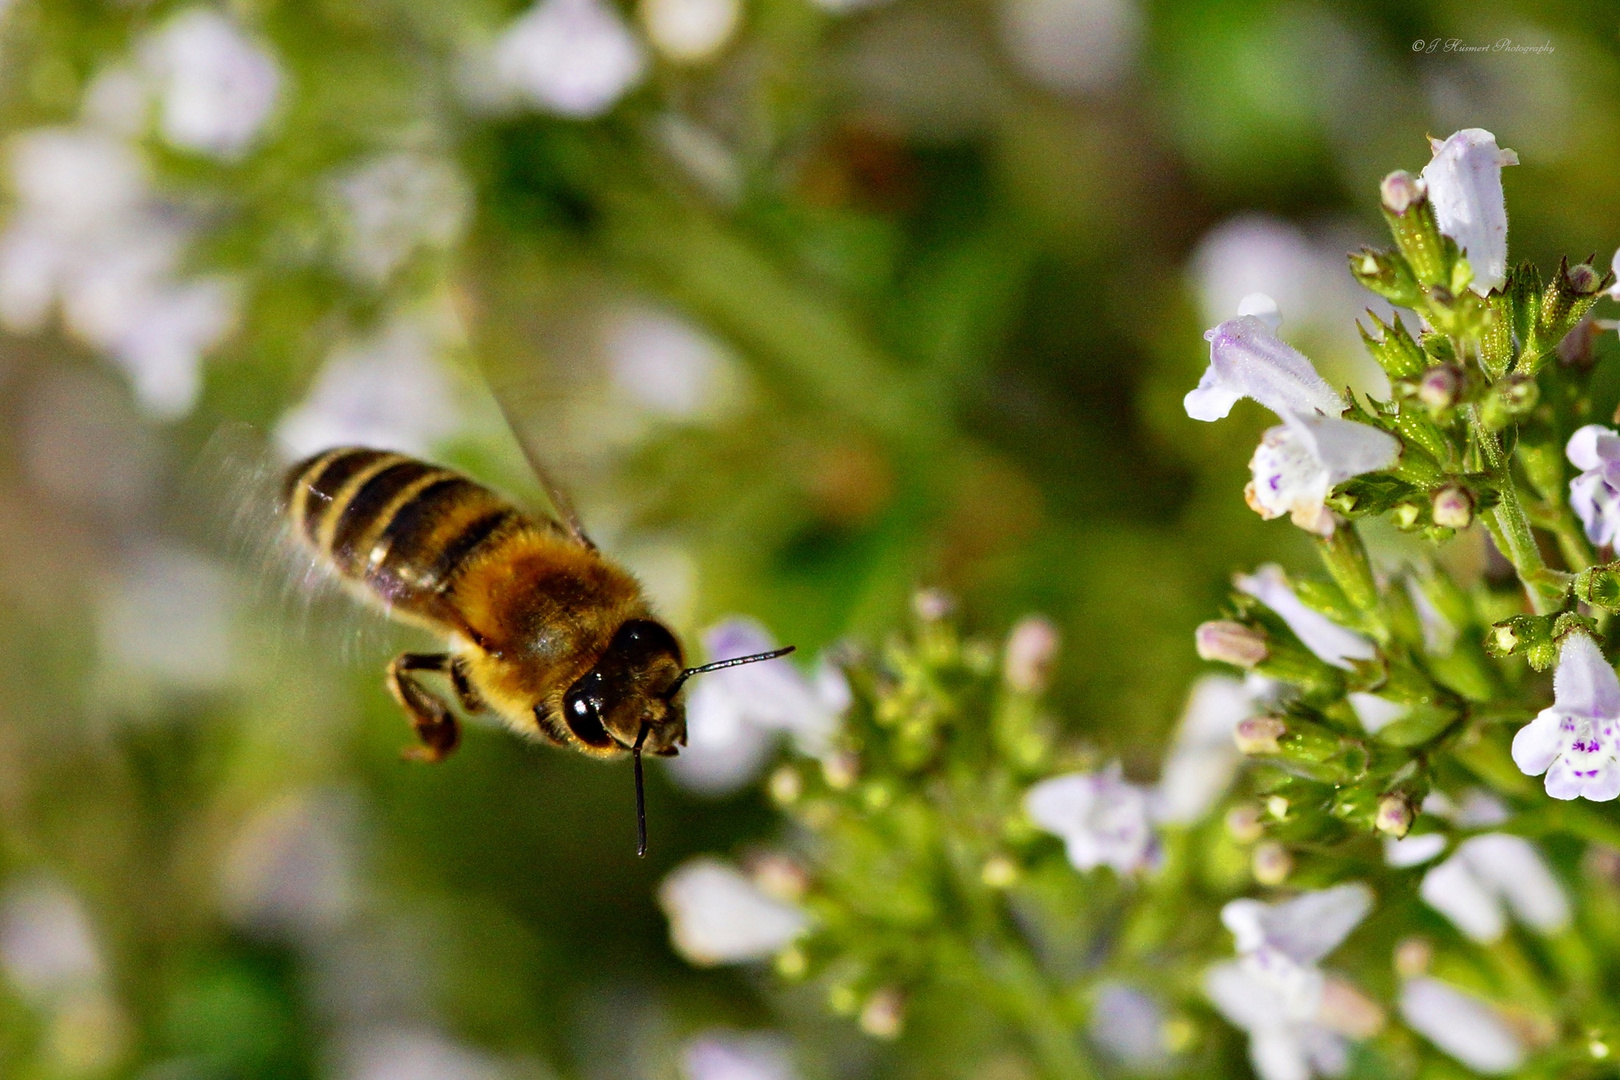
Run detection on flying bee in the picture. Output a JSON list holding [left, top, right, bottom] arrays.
[[279, 439, 792, 856]]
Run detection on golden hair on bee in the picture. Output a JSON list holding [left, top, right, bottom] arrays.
[[278, 443, 792, 855]]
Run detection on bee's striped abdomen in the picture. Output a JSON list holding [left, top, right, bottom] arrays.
[[283, 447, 519, 627]]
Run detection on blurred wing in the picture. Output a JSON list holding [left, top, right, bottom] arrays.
[[486, 372, 596, 552]]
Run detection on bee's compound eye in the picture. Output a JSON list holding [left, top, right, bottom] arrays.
[[562, 685, 613, 748]]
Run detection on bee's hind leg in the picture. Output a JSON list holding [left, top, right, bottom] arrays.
[[388, 652, 462, 762]]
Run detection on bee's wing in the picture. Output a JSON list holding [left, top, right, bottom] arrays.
[[485, 370, 597, 552]]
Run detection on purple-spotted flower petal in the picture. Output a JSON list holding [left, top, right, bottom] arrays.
[[1420, 129, 1518, 296], [1185, 314, 1344, 423], [1244, 412, 1400, 535], [1511, 633, 1620, 801], [1567, 424, 1620, 547]]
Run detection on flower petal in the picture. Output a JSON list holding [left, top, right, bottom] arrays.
[[1237, 292, 1283, 332], [1186, 315, 1343, 422], [1420, 854, 1503, 943], [1552, 634, 1620, 722], [1421, 129, 1516, 296], [658, 859, 808, 965], [1348, 692, 1407, 734], [1610, 248, 1620, 302], [1567, 424, 1620, 472], [1235, 565, 1375, 669], [1153, 675, 1254, 824], [1283, 412, 1400, 487], [1399, 978, 1524, 1075], [1510, 708, 1566, 777], [1462, 834, 1570, 934], [1223, 884, 1372, 966]]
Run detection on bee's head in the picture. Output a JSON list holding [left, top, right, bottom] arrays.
[[560, 619, 688, 757], [558, 619, 795, 857]]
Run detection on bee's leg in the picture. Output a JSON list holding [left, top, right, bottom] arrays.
[[388, 653, 461, 763], [448, 655, 486, 715]]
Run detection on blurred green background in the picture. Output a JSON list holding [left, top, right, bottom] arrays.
[[0, 0, 1616, 1076]]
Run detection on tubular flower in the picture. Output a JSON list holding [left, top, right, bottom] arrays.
[[1244, 412, 1400, 536], [1185, 310, 1343, 423], [1418, 834, 1570, 942], [1024, 765, 1159, 874], [658, 859, 808, 966], [1235, 565, 1376, 669], [1511, 633, 1620, 801], [1398, 978, 1524, 1075], [1567, 424, 1620, 547], [1420, 128, 1518, 295]]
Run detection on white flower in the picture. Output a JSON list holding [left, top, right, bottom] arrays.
[[1419, 833, 1569, 943], [1185, 312, 1344, 423], [1405, 576, 1458, 655], [1347, 692, 1407, 734], [97, 543, 236, 690], [220, 789, 359, 941], [658, 859, 808, 966], [1153, 674, 1264, 824], [1243, 412, 1400, 536], [0, 879, 103, 1005], [680, 1030, 797, 1080], [1512, 632, 1620, 801], [997, 0, 1140, 95], [275, 317, 463, 459], [1235, 565, 1376, 669], [1566, 424, 1620, 547], [331, 153, 471, 284], [1420, 129, 1518, 295], [640, 0, 741, 63], [666, 619, 848, 796], [1088, 982, 1169, 1070], [492, 0, 647, 119], [1610, 247, 1620, 301], [1398, 977, 1524, 1075], [1024, 765, 1159, 874], [339, 1027, 506, 1080], [140, 9, 281, 160], [1207, 885, 1376, 1080], [604, 307, 739, 422], [1383, 832, 1446, 868]]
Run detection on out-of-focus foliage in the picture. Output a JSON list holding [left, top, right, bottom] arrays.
[[0, 0, 1615, 1077]]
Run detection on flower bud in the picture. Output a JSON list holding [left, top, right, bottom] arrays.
[[1349, 247, 1422, 308], [1575, 563, 1620, 614], [912, 588, 954, 622], [1374, 793, 1416, 838], [859, 988, 905, 1039], [1416, 364, 1463, 409], [1527, 257, 1616, 369], [768, 765, 803, 805], [1358, 311, 1427, 380], [821, 750, 860, 790], [1380, 170, 1448, 286], [1320, 978, 1386, 1039], [1394, 936, 1433, 978], [1234, 716, 1286, 755], [1003, 615, 1060, 694], [775, 944, 808, 979], [749, 853, 810, 902], [1430, 485, 1473, 530], [1196, 621, 1269, 668], [1252, 841, 1292, 885], [1479, 373, 1538, 431], [1265, 795, 1290, 820], [981, 855, 1018, 889], [1558, 315, 1603, 369], [1485, 614, 1559, 670], [1225, 804, 1265, 843]]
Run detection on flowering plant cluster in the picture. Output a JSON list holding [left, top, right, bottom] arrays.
[[659, 130, 1620, 1079]]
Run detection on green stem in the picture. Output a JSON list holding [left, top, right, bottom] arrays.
[[1472, 414, 1560, 613]]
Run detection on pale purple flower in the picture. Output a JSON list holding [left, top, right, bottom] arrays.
[[658, 859, 808, 966], [1185, 313, 1343, 423], [1398, 977, 1523, 1074], [1088, 982, 1170, 1070], [331, 153, 470, 284], [997, 0, 1141, 95], [1419, 834, 1569, 943], [1244, 412, 1400, 535], [1205, 963, 1348, 1080], [1420, 129, 1518, 295], [0, 879, 104, 1005], [220, 789, 359, 941], [667, 619, 848, 796], [1024, 765, 1159, 874], [1383, 832, 1446, 868], [492, 0, 647, 119], [1235, 565, 1375, 669], [1153, 674, 1266, 824], [681, 1031, 797, 1080], [1512, 632, 1620, 801], [1567, 424, 1620, 547], [339, 1027, 505, 1080], [139, 10, 281, 160]]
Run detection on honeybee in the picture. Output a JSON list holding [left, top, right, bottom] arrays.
[[279, 436, 792, 855]]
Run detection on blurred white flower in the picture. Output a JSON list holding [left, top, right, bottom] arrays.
[[1346, 692, 1406, 734], [997, 0, 1139, 94], [1404, 577, 1458, 656], [1383, 832, 1447, 868], [1398, 977, 1524, 1075], [220, 789, 359, 941], [0, 879, 103, 1005], [275, 318, 463, 460], [1566, 425, 1620, 548], [492, 0, 647, 119], [332, 153, 471, 284], [1208, 884, 1378, 1080], [1089, 982, 1170, 1071], [1511, 632, 1620, 802], [1235, 565, 1375, 669], [1025, 765, 1159, 874], [81, 65, 150, 137], [1420, 129, 1517, 296], [97, 543, 236, 690], [604, 307, 738, 421], [1003, 614, 1060, 694], [1419, 833, 1569, 943], [658, 858, 808, 966], [340, 1026, 506, 1080], [139, 9, 281, 160], [666, 619, 849, 796], [0, 126, 236, 417], [640, 0, 740, 63], [681, 1030, 797, 1080], [1153, 674, 1264, 824]]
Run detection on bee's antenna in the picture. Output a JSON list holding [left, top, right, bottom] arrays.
[[633, 722, 649, 858], [665, 646, 796, 699]]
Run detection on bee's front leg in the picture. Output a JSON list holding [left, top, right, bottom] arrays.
[[387, 652, 462, 762]]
